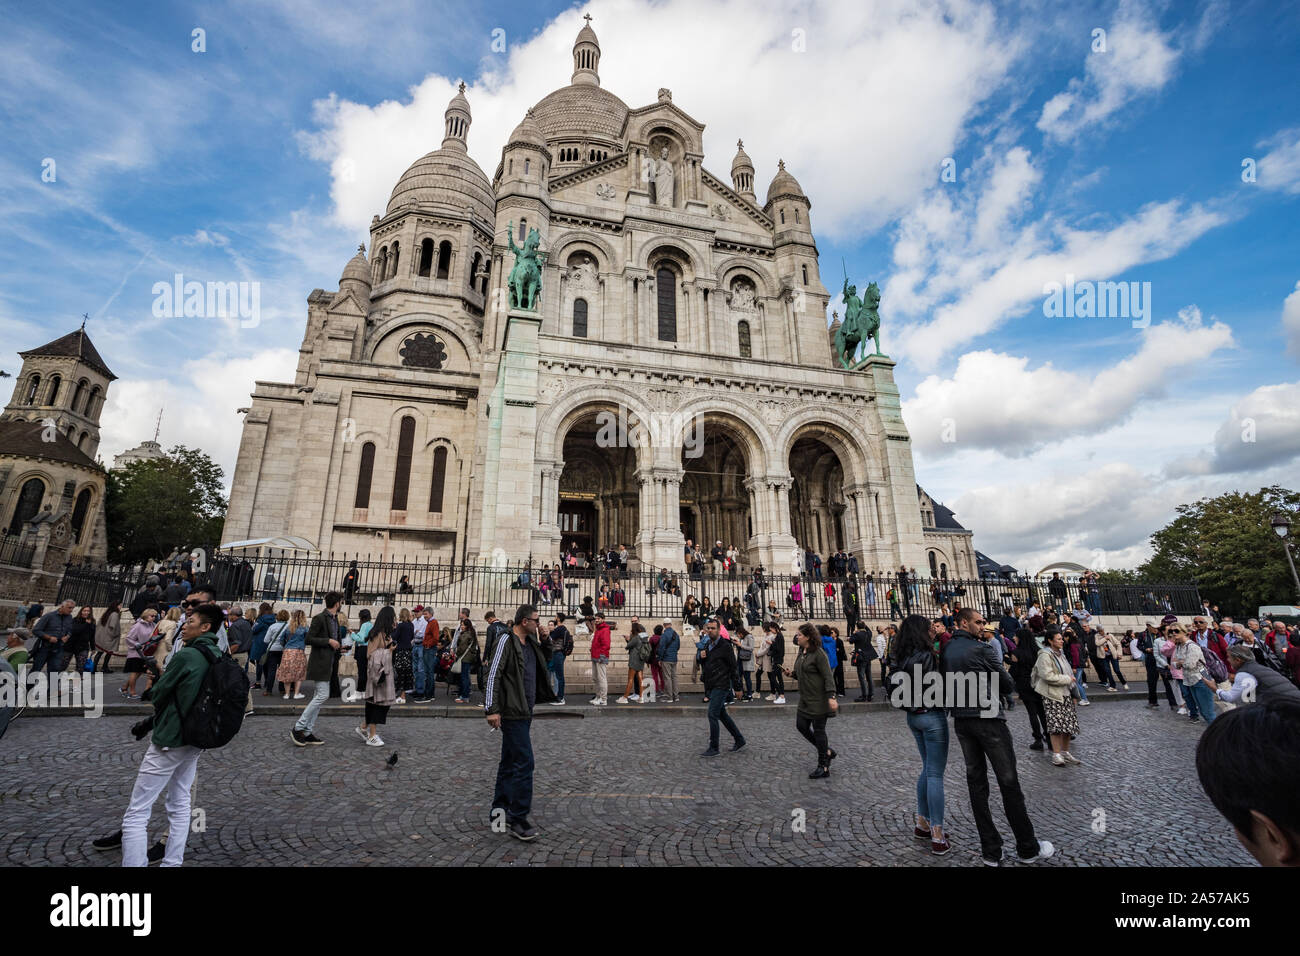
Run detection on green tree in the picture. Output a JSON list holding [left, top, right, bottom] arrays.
[[1136, 485, 1300, 616], [105, 445, 227, 563]]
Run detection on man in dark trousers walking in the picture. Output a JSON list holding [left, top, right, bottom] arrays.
[[699, 619, 746, 757], [940, 606, 1054, 867], [485, 604, 556, 841]]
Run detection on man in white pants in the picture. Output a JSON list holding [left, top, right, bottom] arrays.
[[121, 602, 223, 867]]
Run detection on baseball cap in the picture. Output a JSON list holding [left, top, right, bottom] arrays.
[[663, 618, 672, 624], [413, 605, 424, 613]]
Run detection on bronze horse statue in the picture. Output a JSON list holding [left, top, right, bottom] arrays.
[[835, 278, 882, 368]]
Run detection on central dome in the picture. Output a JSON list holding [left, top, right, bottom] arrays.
[[529, 84, 629, 144], [386, 146, 494, 220]]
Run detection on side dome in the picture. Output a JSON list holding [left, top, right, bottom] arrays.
[[529, 84, 629, 143], [764, 159, 806, 206], [508, 108, 547, 149], [340, 244, 371, 286], [386, 147, 495, 221]]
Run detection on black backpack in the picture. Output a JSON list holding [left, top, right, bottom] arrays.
[[175, 643, 250, 749]]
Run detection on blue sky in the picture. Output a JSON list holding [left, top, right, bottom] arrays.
[[1, 0, 1298, 571]]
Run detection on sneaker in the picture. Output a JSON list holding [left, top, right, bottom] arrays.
[[1029, 740, 1045, 751], [549, 698, 566, 706], [764, 694, 775, 701], [1122, 684, 1130, 690], [629, 694, 641, 702], [1177, 706, 1189, 715], [394, 697, 405, 705], [981, 856, 1001, 867], [1063, 752, 1082, 765], [700, 748, 721, 758], [454, 697, 469, 704], [913, 826, 930, 840], [366, 735, 385, 747], [1106, 686, 1118, 692], [1078, 699, 1090, 706], [303, 733, 324, 746], [809, 764, 830, 779], [594, 698, 607, 706], [1146, 703, 1160, 709], [147, 840, 166, 864], [283, 693, 290, 699], [507, 821, 538, 842], [729, 740, 747, 753], [1051, 753, 1066, 767], [1189, 715, 1201, 723], [616, 696, 630, 704], [290, 729, 309, 747], [1017, 840, 1055, 864], [294, 692, 306, 700], [354, 726, 369, 741], [773, 696, 786, 704], [931, 837, 951, 856], [92, 829, 123, 850], [590, 697, 602, 705]]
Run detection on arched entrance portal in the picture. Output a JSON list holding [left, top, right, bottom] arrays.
[[557, 412, 640, 562], [789, 436, 847, 558], [681, 422, 754, 568]]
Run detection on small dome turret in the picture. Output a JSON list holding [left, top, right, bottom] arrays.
[[572, 14, 601, 86], [730, 139, 756, 202], [340, 244, 371, 294], [442, 81, 471, 151]]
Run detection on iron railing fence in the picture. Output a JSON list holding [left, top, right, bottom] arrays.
[[0, 533, 35, 569], [58, 551, 1202, 621]]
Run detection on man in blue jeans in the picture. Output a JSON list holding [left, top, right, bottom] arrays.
[[546, 615, 572, 705], [940, 607, 1054, 866], [699, 619, 746, 757], [485, 604, 556, 841]]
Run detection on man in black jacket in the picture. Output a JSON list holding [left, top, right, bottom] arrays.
[[699, 619, 747, 757], [849, 625, 876, 701], [940, 607, 1054, 866], [484, 604, 556, 841]]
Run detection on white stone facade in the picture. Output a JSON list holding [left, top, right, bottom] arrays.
[[225, 21, 953, 576]]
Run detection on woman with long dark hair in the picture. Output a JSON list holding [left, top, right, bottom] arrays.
[[94, 602, 122, 674], [1011, 627, 1048, 751], [783, 622, 838, 778], [386, 607, 414, 704], [891, 613, 950, 855]]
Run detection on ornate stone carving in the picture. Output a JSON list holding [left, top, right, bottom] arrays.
[[758, 400, 791, 427], [651, 147, 675, 207], [730, 280, 756, 311], [539, 378, 566, 403], [712, 203, 730, 221], [568, 256, 598, 290], [594, 182, 616, 199], [647, 388, 677, 413]]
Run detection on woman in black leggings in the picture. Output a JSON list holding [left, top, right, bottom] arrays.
[[784, 623, 839, 777], [764, 623, 786, 700]]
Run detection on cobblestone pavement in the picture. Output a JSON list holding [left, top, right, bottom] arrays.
[[0, 701, 1255, 867]]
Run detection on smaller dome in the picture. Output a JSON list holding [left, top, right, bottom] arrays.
[[731, 139, 754, 175], [447, 82, 471, 118], [765, 159, 806, 205], [575, 21, 600, 49], [508, 108, 547, 149], [341, 244, 371, 286]]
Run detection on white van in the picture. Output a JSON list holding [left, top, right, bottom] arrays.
[[1258, 605, 1300, 627]]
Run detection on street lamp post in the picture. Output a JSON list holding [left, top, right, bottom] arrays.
[[1270, 513, 1300, 602]]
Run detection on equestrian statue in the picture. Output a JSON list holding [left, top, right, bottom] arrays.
[[834, 260, 883, 369], [506, 221, 548, 311]]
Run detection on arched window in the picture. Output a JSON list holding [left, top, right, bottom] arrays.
[[469, 252, 482, 291], [376, 245, 388, 281], [88, 386, 101, 418], [780, 209, 785, 224], [436, 241, 452, 280], [928, 552, 938, 577], [47, 375, 61, 406], [801, 264, 808, 284], [795, 208, 801, 224], [573, 298, 588, 337], [418, 238, 434, 277], [429, 446, 448, 513], [737, 320, 751, 358], [354, 442, 375, 508], [24, 374, 40, 405], [7, 478, 44, 534], [656, 267, 677, 342], [78, 431, 88, 450], [71, 379, 86, 413], [391, 416, 415, 511], [524, 158, 530, 175], [940, 563, 947, 579], [388, 241, 400, 278], [518, 218, 527, 242], [70, 488, 92, 542]]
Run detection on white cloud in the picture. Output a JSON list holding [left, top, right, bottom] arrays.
[[1256, 128, 1300, 195], [1284, 280, 1300, 358], [903, 308, 1235, 458], [100, 349, 299, 489], [1166, 381, 1300, 476], [1036, 0, 1182, 141], [298, 0, 1022, 237]]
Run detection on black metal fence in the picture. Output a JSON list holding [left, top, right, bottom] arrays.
[[57, 550, 1202, 621], [0, 533, 35, 569]]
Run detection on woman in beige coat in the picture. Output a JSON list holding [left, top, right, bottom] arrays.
[[154, 607, 182, 672], [1031, 629, 1081, 767], [358, 628, 396, 746]]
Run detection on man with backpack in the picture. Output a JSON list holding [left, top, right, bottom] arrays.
[[119, 601, 230, 866]]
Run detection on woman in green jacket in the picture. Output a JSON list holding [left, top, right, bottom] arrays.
[[783, 622, 839, 778]]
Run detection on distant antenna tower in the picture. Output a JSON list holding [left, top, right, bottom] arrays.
[[153, 407, 163, 443]]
